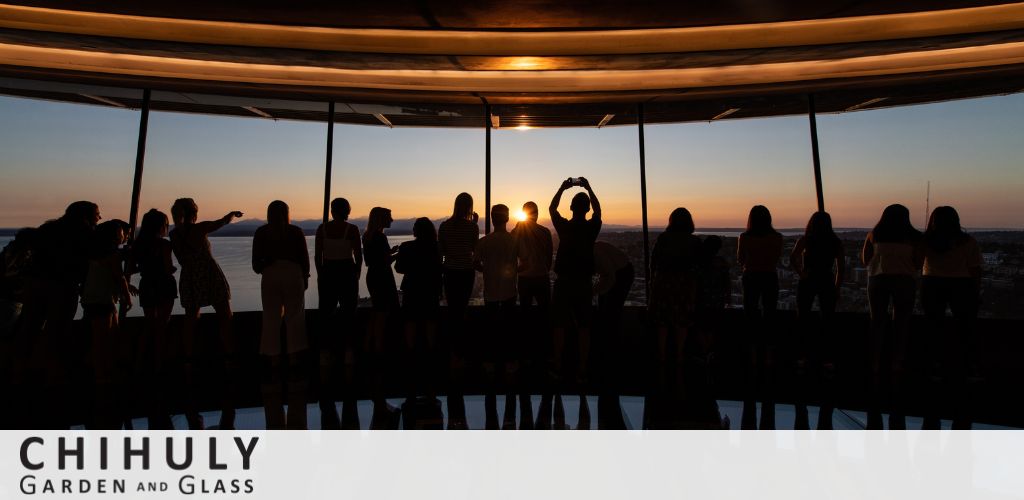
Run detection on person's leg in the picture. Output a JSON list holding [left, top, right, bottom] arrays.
[[887, 275, 916, 430], [739, 273, 759, 429], [865, 276, 890, 429], [317, 268, 342, 429], [181, 306, 204, 429], [212, 298, 237, 430], [949, 278, 980, 429], [816, 279, 838, 430], [283, 266, 309, 430]]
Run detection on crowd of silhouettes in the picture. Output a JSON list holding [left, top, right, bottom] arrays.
[[0, 178, 988, 429]]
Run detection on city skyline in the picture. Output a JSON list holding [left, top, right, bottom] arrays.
[[0, 93, 1021, 230]]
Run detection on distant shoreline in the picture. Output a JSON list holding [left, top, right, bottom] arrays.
[[3, 226, 1023, 238]]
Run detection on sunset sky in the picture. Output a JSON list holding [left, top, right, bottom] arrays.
[[1, 92, 1021, 230]]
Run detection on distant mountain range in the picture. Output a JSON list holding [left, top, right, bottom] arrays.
[[2, 222, 1021, 238]]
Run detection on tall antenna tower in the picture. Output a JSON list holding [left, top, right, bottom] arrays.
[[925, 180, 930, 227]]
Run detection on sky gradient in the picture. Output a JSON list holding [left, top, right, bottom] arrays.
[[0, 93, 1021, 230]]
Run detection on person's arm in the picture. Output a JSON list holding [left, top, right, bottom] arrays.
[[834, 241, 846, 289], [861, 233, 873, 267], [543, 227, 554, 272], [251, 228, 266, 274], [472, 239, 484, 272], [199, 210, 243, 234], [350, 224, 363, 279], [297, 228, 310, 286], [314, 224, 324, 273], [549, 178, 572, 221], [736, 234, 747, 267], [109, 254, 132, 311], [790, 237, 805, 277], [581, 177, 601, 220], [394, 243, 408, 275], [161, 240, 176, 275]]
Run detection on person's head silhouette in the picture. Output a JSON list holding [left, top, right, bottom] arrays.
[[413, 217, 437, 243], [452, 192, 474, 221], [570, 192, 591, 218], [745, 205, 775, 236], [139, 209, 170, 239], [926, 206, 966, 252], [267, 200, 290, 226], [171, 198, 199, 225], [522, 201, 539, 223], [65, 201, 100, 228], [492, 204, 509, 230], [667, 207, 695, 234], [330, 198, 351, 222], [366, 206, 393, 236]]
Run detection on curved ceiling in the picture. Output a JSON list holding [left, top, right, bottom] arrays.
[[1, 1, 1023, 127]]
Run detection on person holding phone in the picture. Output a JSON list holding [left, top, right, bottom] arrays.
[[548, 176, 602, 386]]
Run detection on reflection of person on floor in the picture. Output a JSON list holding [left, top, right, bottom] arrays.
[[593, 240, 633, 429], [474, 205, 528, 429], [314, 197, 362, 429], [253, 200, 310, 429]]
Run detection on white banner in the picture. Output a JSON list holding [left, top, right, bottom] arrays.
[[1, 431, 1021, 500]]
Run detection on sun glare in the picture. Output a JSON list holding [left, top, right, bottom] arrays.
[[516, 210, 528, 222]]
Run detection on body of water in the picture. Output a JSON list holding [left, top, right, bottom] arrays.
[[0, 234, 413, 317]]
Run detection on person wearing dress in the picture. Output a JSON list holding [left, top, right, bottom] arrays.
[[169, 197, 243, 430], [362, 206, 401, 427]]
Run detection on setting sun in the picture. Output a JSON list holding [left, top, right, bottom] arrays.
[[515, 210, 528, 222]]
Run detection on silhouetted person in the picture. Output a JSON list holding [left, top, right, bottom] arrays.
[[512, 200, 553, 310], [314, 197, 362, 428], [737, 205, 782, 429], [170, 198, 243, 430], [510, 200, 551, 426], [473, 204, 522, 429], [362, 206, 401, 428], [862, 203, 923, 430], [438, 192, 479, 429], [253, 200, 310, 429], [14, 200, 99, 428], [593, 240, 633, 430], [549, 177, 601, 390], [650, 208, 702, 390], [82, 219, 132, 428], [0, 227, 34, 335], [790, 211, 845, 430], [921, 206, 982, 429], [395, 217, 443, 405], [128, 209, 177, 430]]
